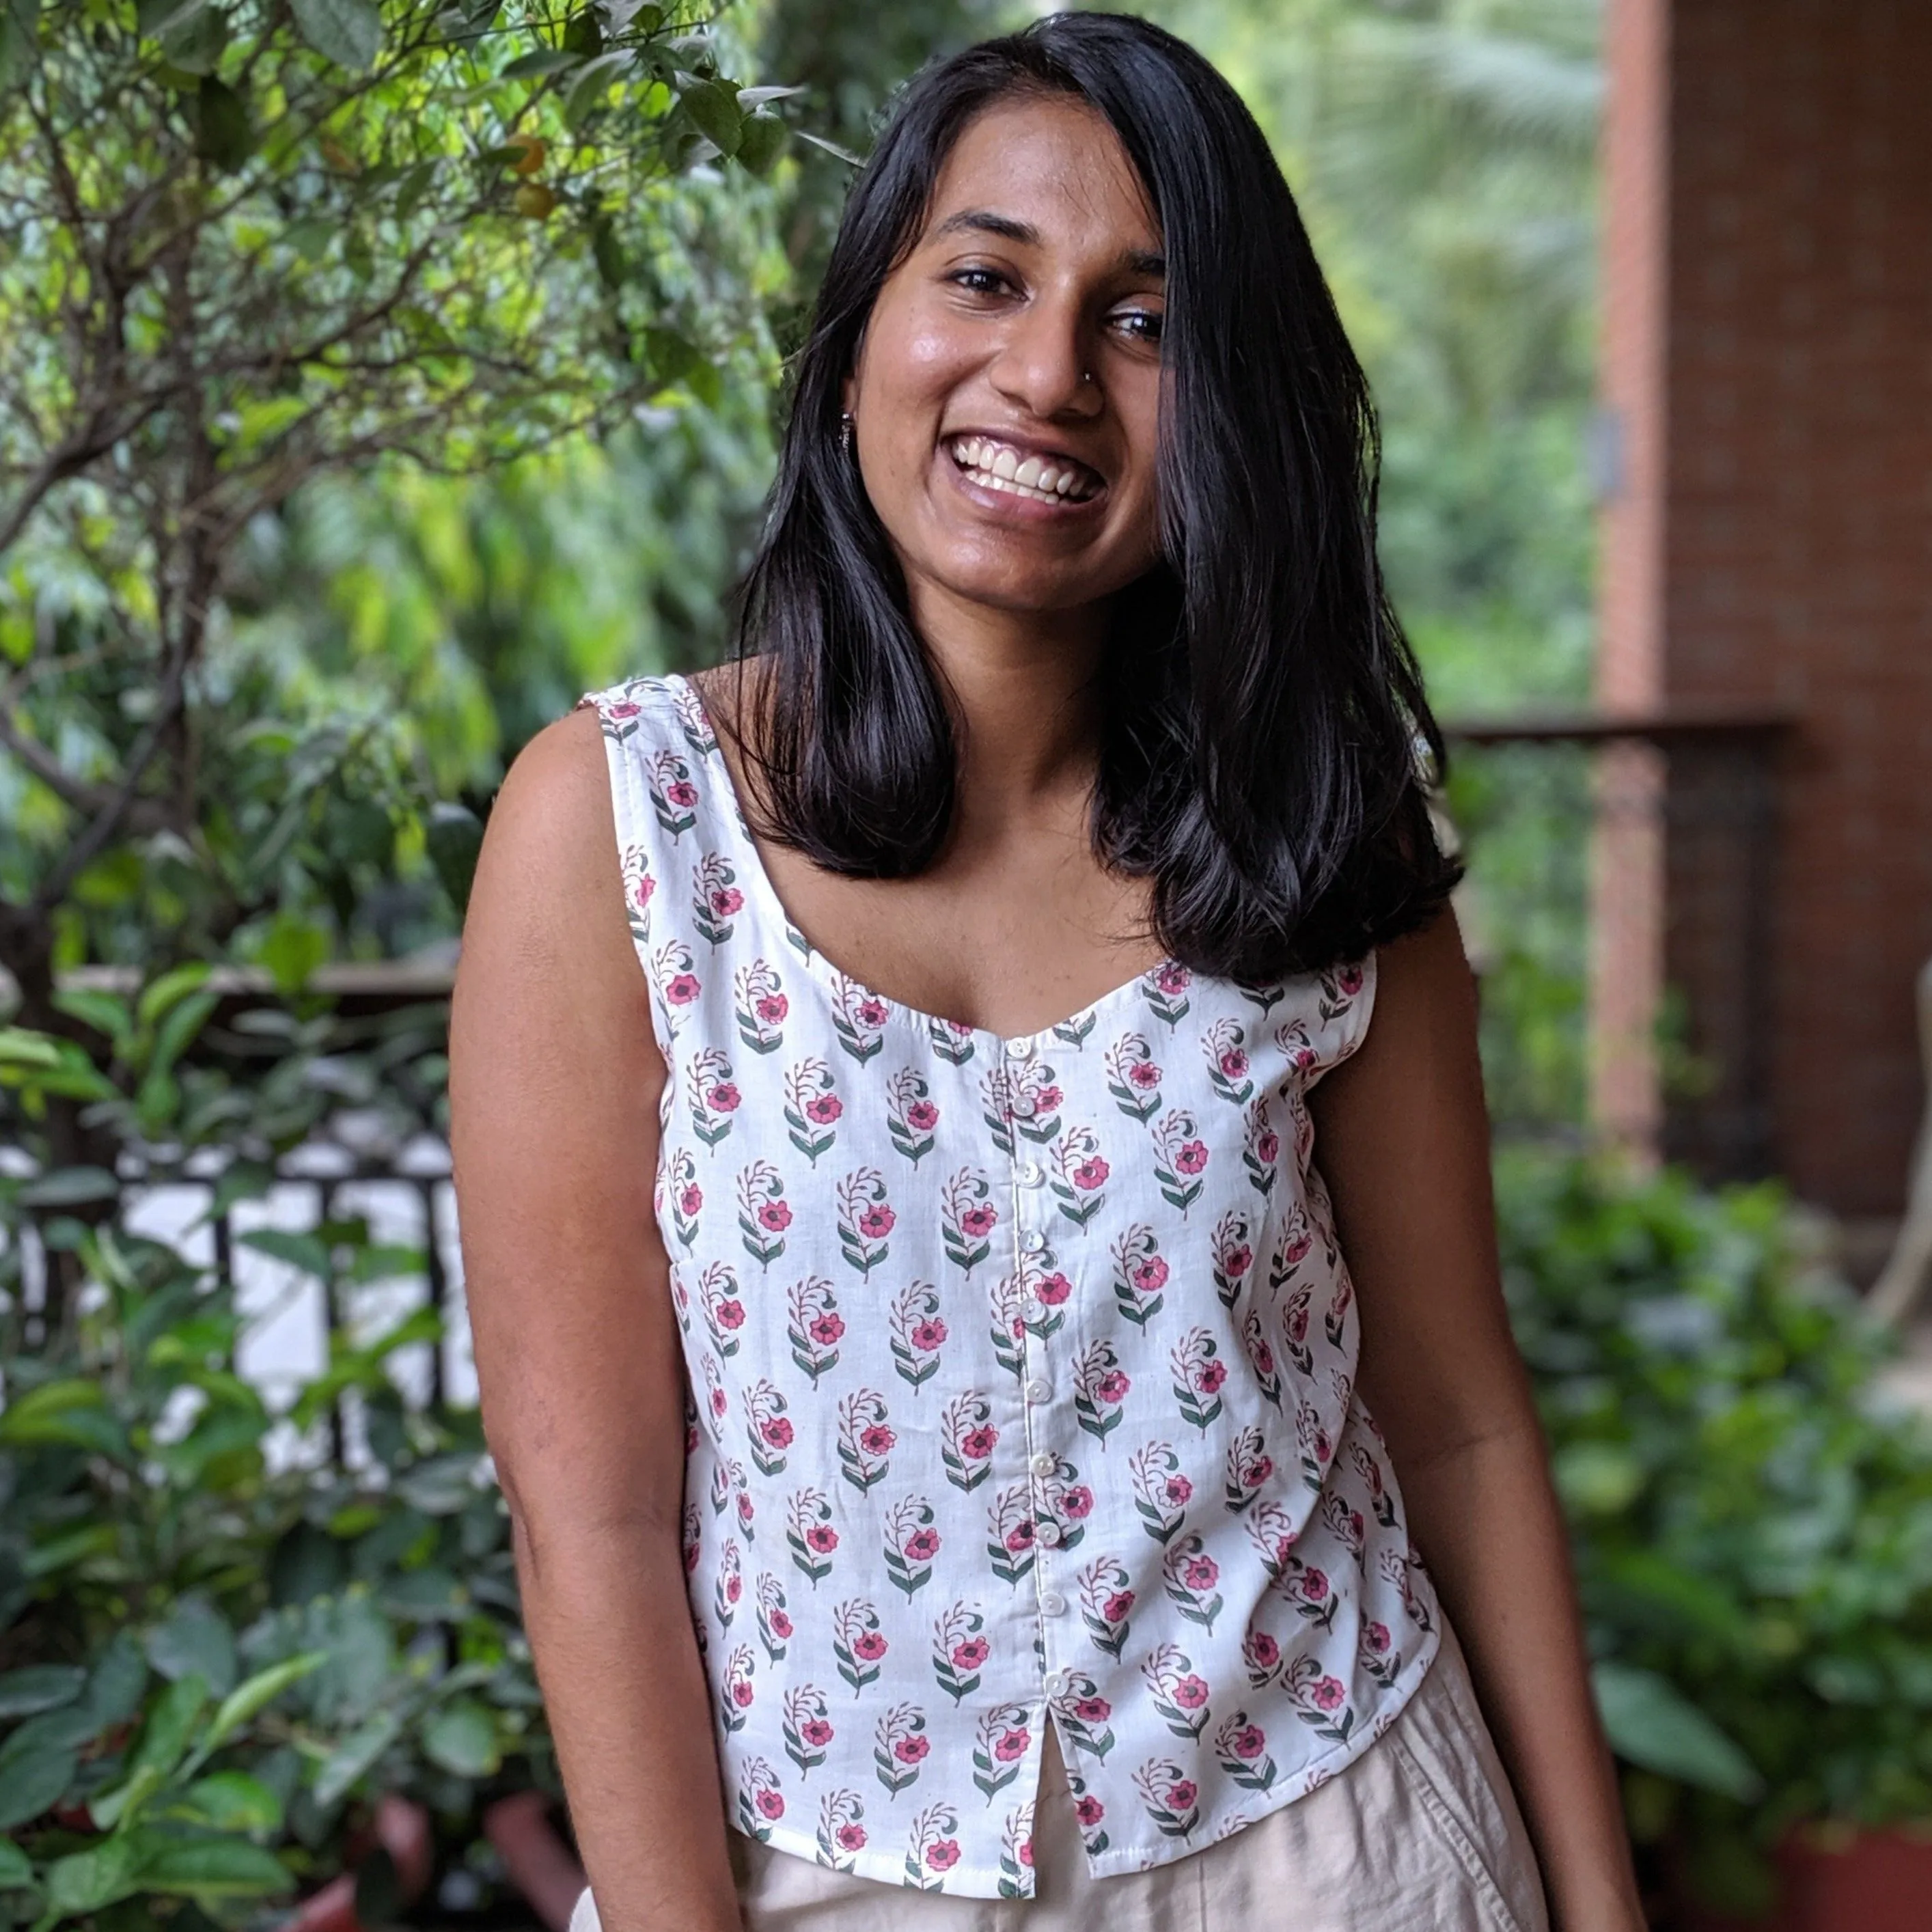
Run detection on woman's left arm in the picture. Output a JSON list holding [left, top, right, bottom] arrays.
[[1308, 909, 1645, 1932]]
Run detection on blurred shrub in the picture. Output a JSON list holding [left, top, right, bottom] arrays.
[[1500, 1152, 1932, 1913]]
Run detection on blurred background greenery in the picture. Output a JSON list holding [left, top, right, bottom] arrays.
[[5, 2, 1930, 1929]]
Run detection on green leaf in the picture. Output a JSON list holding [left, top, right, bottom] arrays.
[[425, 803, 484, 914], [0, 1377, 130, 1461], [734, 110, 786, 177], [314, 1709, 403, 1808], [0, 1025, 61, 1069], [288, 0, 381, 70], [238, 1228, 332, 1280], [135, 0, 201, 32], [48, 989, 133, 1049], [147, 989, 219, 1083], [0, 1741, 76, 1832], [500, 48, 581, 77], [159, 0, 225, 73], [16, 1166, 118, 1207], [562, 49, 633, 129], [678, 77, 741, 156], [421, 1699, 499, 1778], [123, 1672, 212, 1795], [0, 1838, 31, 1888], [182, 1653, 327, 1778], [135, 1834, 293, 1897], [0, 1664, 87, 1719], [168, 1770, 284, 1834], [561, 5, 600, 56], [194, 76, 254, 171], [393, 158, 439, 219], [137, 961, 214, 1030], [251, 911, 328, 995], [0, 0, 40, 94], [1592, 1661, 1764, 1801], [42, 1836, 143, 1918], [203, 1159, 275, 1222]]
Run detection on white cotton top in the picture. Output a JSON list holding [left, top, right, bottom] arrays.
[[578, 671, 1444, 1899]]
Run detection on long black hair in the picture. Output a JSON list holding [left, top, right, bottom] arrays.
[[728, 10, 1461, 982]]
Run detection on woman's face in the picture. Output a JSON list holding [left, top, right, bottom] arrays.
[[844, 93, 1168, 624]]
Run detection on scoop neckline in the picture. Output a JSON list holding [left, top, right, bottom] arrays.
[[665, 670, 1188, 1056]]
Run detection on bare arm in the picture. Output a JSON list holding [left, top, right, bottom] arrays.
[[450, 708, 741, 1932], [1309, 910, 1644, 1932]]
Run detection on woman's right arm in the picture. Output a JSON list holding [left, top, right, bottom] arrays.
[[450, 708, 742, 1932]]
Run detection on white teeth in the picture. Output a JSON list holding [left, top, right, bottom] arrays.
[[948, 435, 1099, 503]]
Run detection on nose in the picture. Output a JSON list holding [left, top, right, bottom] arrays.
[[986, 292, 1103, 421]]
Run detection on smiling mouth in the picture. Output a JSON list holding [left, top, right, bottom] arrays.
[[947, 434, 1104, 504]]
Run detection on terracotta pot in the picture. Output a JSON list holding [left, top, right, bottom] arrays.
[[483, 1790, 586, 1932], [1676, 1823, 1932, 1932], [284, 1793, 433, 1932]]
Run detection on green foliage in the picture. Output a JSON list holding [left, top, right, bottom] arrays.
[[1500, 1153, 1932, 1908]]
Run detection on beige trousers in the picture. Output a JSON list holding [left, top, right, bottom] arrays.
[[568, 1614, 1549, 1931]]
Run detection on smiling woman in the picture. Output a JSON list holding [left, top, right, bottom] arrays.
[[450, 14, 1648, 1932]]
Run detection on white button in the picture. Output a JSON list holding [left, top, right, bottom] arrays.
[[1004, 1038, 1031, 1060], [1022, 1300, 1046, 1324], [1037, 1521, 1062, 1548], [1030, 1451, 1056, 1478], [1039, 1591, 1067, 1616], [1016, 1161, 1043, 1185], [1024, 1378, 1052, 1404], [1043, 1670, 1070, 1698], [1021, 1229, 1047, 1255]]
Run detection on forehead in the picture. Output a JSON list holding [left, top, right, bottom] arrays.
[[920, 93, 1162, 256]]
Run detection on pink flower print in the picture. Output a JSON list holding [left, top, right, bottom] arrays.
[[810, 1312, 846, 1347], [1155, 963, 1191, 996], [1174, 1139, 1208, 1174], [1310, 1676, 1347, 1712], [911, 1318, 948, 1352], [726, 1573, 743, 1604], [1242, 1454, 1274, 1487], [1103, 1590, 1135, 1623], [961, 1426, 997, 1461], [1018, 1839, 1034, 1868], [760, 1200, 793, 1232], [678, 1183, 702, 1217], [1073, 1155, 1109, 1191], [1336, 963, 1365, 995], [993, 1726, 1030, 1763], [1364, 1620, 1392, 1655], [1035, 1084, 1064, 1113], [805, 1092, 842, 1124], [1173, 1676, 1211, 1711], [1036, 1272, 1073, 1306], [665, 972, 701, 1006], [959, 1202, 998, 1239], [757, 992, 789, 1023], [664, 779, 699, 809], [806, 1525, 839, 1555], [904, 1527, 942, 1564], [1004, 1519, 1036, 1554], [607, 699, 641, 721], [857, 996, 891, 1028], [1165, 1779, 1198, 1810], [1196, 1359, 1227, 1395], [756, 1788, 785, 1821], [857, 1202, 896, 1240], [736, 1491, 755, 1531], [952, 1638, 991, 1671], [926, 1840, 960, 1871], [1061, 1485, 1094, 1520], [801, 1717, 835, 1748], [1075, 1795, 1105, 1827], [1133, 1257, 1170, 1298], [1073, 1695, 1112, 1723], [716, 1299, 745, 1330], [709, 885, 745, 919], [1297, 1567, 1331, 1604], [1219, 1048, 1250, 1080], [837, 1823, 867, 1852], [1228, 1724, 1266, 1761], [1129, 1060, 1160, 1089], [731, 1680, 754, 1708], [1248, 1631, 1280, 1669], [1249, 1336, 1275, 1376], [771, 1610, 795, 1639], [1165, 1475, 1193, 1507], [1256, 1129, 1280, 1163], [1097, 1370, 1131, 1404], [1181, 1552, 1219, 1592], [854, 1631, 890, 1663], [762, 1416, 795, 1450], [632, 871, 656, 913], [895, 1734, 930, 1765], [906, 1099, 939, 1131], [709, 1387, 728, 1420], [861, 1424, 896, 1457]]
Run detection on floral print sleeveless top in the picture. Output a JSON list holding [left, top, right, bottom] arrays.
[[579, 672, 1444, 1899]]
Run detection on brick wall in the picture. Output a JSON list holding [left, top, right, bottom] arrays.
[[1598, 0, 1932, 1215]]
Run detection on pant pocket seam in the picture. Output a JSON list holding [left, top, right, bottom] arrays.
[[1388, 1729, 1526, 1932]]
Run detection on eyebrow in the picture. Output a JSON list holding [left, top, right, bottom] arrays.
[[930, 208, 1165, 279]]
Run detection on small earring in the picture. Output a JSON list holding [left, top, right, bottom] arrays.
[[1080, 370, 1095, 385], [840, 411, 855, 452]]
